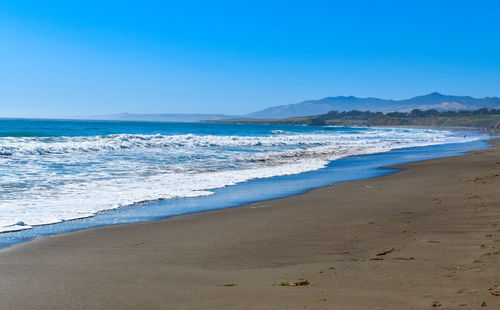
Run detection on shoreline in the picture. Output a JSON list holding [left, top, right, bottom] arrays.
[[0, 139, 499, 309], [0, 137, 488, 249]]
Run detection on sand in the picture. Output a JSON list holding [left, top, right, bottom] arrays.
[[0, 140, 499, 310]]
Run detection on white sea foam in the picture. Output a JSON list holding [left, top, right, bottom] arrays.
[[0, 127, 480, 232]]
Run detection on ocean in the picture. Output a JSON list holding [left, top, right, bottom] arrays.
[[0, 118, 489, 247]]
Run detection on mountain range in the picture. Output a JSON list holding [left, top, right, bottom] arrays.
[[246, 92, 500, 119], [87, 93, 500, 122]]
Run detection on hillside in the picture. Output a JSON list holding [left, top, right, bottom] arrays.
[[246, 93, 500, 119]]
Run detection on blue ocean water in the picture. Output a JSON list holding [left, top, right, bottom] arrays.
[[0, 119, 489, 248]]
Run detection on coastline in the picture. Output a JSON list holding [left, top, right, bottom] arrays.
[[0, 137, 488, 248], [1, 139, 499, 309]]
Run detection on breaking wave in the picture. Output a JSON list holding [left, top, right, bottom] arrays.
[[0, 127, 479, 232]]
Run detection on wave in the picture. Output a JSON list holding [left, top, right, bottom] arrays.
[[0, 127, 481, 232], [0, 128, 465, 156], [0, 133, 324, 156]]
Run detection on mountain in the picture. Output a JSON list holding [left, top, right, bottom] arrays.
[[85, 113, 237, 122], [82, 93, 500, 122], [246, 93, 500, 119]]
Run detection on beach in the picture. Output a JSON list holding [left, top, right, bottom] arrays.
[[0, 139, 499, 309]]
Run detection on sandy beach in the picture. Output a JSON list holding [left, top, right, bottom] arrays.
[[0, 139, 499, 310]]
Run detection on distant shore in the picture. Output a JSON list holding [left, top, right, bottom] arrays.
[[1, 139, 499, 309], [203, 108, 500, 131], [204, 119, 497, 133]]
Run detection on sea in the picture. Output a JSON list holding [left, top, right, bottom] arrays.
[[0, 118, 490, 248]]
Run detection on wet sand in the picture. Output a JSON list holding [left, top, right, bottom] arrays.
[[1, 140, 499, 309]]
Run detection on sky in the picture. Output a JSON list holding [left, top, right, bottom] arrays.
[[0, 0, 499, 118]]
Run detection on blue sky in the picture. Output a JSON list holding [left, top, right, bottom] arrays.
[[1, 1, 499, 117]]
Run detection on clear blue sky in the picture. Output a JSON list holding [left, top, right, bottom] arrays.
[[1, 0, 499, 117]]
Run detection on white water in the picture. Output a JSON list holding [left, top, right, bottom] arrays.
[[0, 127, 479, 232]]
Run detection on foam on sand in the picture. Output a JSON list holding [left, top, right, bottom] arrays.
[[0, 127, 481, 232]]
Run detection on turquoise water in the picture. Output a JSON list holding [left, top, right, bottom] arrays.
[[0, 119, 488, 248]]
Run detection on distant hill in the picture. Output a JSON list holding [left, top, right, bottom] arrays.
[[86, 113, 237, 122], [82, 93, 500, 122], [246, 93, 500, 119]]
